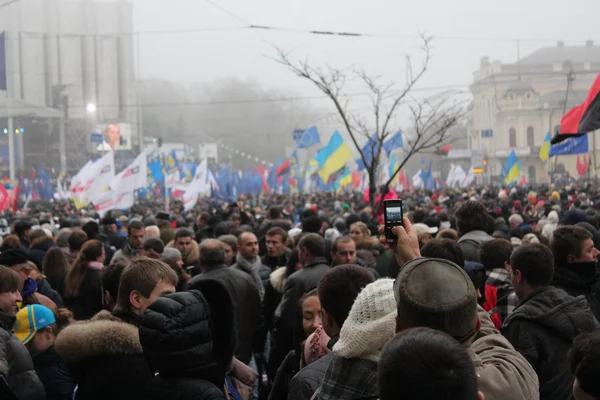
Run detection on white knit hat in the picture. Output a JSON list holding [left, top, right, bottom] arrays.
[[333, 278, 397, 362]]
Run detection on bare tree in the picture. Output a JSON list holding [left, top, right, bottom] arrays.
[[273, 35, 466, 207]]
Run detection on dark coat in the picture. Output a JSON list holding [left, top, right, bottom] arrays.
[[268, 350, 298, 400], [188, 265, 263, 365], [316, 355, 378, 400], [275, 258, 330, 337], [27, 237, 56, 269], [262, 248, 291, 272], [36, 278, 64, 308], [106, 231, 127, 250], [502, 286, 599, 400], [32, 346, 76, 400], [140, 289, 236, 400], [64, 268, 103, 320], [552, 261, 600, 322], [272, 258, 330, 382], [160, 226, 176, 246], [287, 336, 338, 400], [54, 310, 154, 400], [458, 230, 493, 262], [0, 311, 45, 400]]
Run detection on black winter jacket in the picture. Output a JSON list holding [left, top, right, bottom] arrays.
[[188, 266, 263, 365], [552, 261, 600, 322], [0, 311, 45, 400], [55, 310, 154, 400], [502, 286, 599, 400], [36, 278, 64, 308], [64, 268, 103, 320], [32, 346, 76, 400], [274, 258, 330, 336], [140, 289, 236, 400]]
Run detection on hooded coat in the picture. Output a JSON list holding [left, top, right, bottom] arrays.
[[139, 284, 237, 400], [0, 311, 45, 400], [552, 261, 600, 322], [541, 211, 559, 240], [502, 287, 599, 400], [54, 311, 153, 400]]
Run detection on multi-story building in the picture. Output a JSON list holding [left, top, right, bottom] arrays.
[[0, 0, 138, 173], [468, 41, 600, 183]]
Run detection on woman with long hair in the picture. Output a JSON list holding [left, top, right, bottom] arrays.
[[63, 240, 105, 320], [42, 247, 70, 299]]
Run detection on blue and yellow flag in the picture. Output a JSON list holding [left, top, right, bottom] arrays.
[[539, 132, 551, 161], [504, 150, 521, 184], [318, 132, 352, 183]]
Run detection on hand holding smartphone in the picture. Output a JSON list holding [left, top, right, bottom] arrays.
[[384, 199, 403, 244]]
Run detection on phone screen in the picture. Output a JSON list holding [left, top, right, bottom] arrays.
[[384, 200, 403, 243]]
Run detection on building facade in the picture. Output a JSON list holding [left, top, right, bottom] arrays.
[[0, 0, 138, 173], [468, 41, 600, 183]]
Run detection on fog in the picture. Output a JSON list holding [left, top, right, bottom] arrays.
[[131, 0, 600, 152]]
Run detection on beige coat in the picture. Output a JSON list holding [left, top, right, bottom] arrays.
[[467, 307, 540, 400]]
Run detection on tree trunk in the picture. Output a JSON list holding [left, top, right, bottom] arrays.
[[368, 166, 377, 209]]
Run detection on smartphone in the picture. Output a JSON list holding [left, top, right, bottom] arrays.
[[384, 199, 403, 244]]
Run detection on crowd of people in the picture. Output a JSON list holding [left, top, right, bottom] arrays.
[[2, 184, 600, 399]]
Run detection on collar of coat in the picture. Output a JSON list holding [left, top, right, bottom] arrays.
[[54, 310, 142, 365]]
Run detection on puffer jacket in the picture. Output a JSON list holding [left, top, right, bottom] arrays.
[[139, 286, 237, 400], [458, 230, 493, 262], [0, 311, 45, 400], [188, 265, 262, 365], [54, 310, 153, 400], [32, 346, 76, 400], [502, 287, 599, 400]]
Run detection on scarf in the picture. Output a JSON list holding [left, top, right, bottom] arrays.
[[235, 253, 265, 299], [88, 261, 104, 270], [121, 241, 140, 258], [302, 327, 331, 368]]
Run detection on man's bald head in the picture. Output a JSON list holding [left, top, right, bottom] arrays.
[[199, 239, 226, 267], [238, 232, 259, 260]]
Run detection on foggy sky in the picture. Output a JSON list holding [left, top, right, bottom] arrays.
[[132, 0, 600, 130]]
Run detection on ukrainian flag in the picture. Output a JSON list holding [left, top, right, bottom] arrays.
[[539, 132, 551, 161], [504, 150, 521, 184], [339, 168, 352, 188], [318, 132, 352, 182]]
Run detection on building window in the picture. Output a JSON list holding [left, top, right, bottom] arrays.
[[526, 126, 535, 146], [509, 127, 517, 147], [528, 166, 536, 184]]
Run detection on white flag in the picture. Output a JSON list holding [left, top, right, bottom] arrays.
[[412, 169, 424, 189], [72, 152, 115, 204], [111, 151, 148, 195], [183, 159, 208, 211], [93, 190, 116, 218], [463, 167, 476, 187]]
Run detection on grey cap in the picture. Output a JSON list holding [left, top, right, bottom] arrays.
[[394, 258, 478, 342]]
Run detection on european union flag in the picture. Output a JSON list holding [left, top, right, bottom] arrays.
[[295, 126, 321, 149], [383, 131, 403, 157], [549, 134, 589, 156]]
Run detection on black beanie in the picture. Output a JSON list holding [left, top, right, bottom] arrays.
[[0, 249, 29, 267]]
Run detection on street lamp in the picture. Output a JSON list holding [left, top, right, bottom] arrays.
[[86, 103, 97, 113]]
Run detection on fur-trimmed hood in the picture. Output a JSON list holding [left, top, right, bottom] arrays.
[[269, 266, 288, 294], [55, 310, 142, 365], [355, 236, 381, 252]]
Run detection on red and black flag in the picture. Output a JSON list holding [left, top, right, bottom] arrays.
[[328, 165, 346, 184], [276, 159, 291, 178], [553, 73, 600, 144]]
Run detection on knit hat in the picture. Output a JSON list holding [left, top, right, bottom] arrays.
[[394, 258, 478, 342], [333, 278, 397, 362], [0, 249, 29, 267]]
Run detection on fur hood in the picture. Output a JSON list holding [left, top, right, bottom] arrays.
[[55, 310, 142, 365], [31, 236, 56, 251], [166, 239, 200, 265], [270, 266, 288, 294], [355, 236, 381, 251]]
